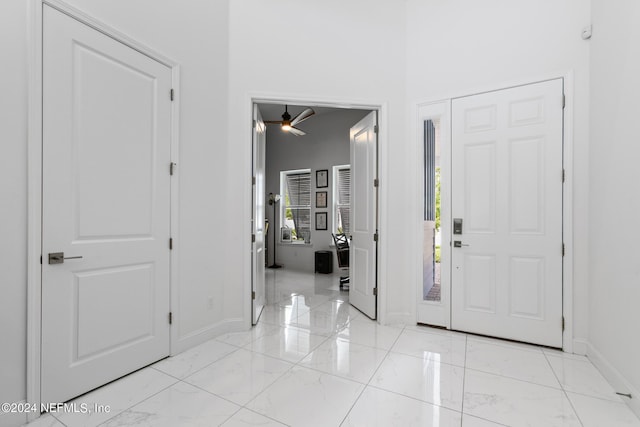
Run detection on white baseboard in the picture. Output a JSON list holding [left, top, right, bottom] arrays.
[[572, 338, 589, 355], [0, 401, 27, 427], [173, 318, 246, 355], [383, 311, 412, 326], [587, 341, 640, 419]]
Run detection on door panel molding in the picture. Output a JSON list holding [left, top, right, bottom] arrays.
[[27, 0, 180, 420], [451, 79, 564, 347], [414, 72, 575, 353]]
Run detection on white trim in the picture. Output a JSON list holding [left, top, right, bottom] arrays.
[[411, 72, 575, 351], [587, 341, 640, 419], [561, 72, 576, 354], [246, 93, 388, 324], [171, 319, 245, 355], [169, 63, 182, 358], [0, 400, 28, 426], [26, 0, 44, 421], [27, 1, 181, 420], [572, 337, 589, 356]]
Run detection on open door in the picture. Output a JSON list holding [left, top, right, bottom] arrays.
[[349, 112, 378, 319], [252, 105, 267, 324]]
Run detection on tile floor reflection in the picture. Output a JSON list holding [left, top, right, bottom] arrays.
[[24, 269, 640, 427]]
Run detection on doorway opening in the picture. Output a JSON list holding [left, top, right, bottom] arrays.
[[251, 100, 381, 323]]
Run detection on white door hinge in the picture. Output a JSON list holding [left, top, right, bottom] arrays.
[[170, 89, 175, 101], [169, 312, 173, 325]]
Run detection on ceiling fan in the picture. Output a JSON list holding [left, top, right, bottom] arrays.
[[264, 105, 315, 136]]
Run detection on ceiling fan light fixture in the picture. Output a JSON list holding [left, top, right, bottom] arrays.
[[281, 122, 292, 131]]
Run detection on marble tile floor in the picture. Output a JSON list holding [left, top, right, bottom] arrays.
[[24, 269, 639, 427]]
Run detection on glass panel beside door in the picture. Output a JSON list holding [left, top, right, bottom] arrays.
[[423, 119, 441, 303]]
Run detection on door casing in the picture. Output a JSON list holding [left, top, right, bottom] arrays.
[[247, 96, 388, 328], [27, 0, 181, 420], [414, 73, 576, 353]]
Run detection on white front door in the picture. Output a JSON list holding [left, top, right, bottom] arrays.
[[349, 112, 378, 319], [42, 5, 172, 403], [252, 105, 266, 324], [451, 79, 564, 347]]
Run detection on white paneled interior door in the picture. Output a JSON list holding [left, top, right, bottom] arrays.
[[450, 79, 564, 347], [349, 112, 378, 319], [252, 105, 266, 324], [41, 5, 172, 403]]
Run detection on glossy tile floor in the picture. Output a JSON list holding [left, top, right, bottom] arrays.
[[26, 269, 639, 427]]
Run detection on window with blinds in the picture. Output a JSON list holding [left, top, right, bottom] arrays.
[[333, 165, 351, 234], [281, 169, 311, 241]]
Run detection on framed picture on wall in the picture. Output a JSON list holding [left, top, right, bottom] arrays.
[[281, 227, 292, 242], [316, 169, 328, 188], [315, 212, 327, 230], [316, 191, 328, 208]]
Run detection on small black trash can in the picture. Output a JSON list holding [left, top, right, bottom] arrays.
[[315, 250, 333, 274]]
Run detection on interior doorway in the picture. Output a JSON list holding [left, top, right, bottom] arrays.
[[251, 100, 380, 321]]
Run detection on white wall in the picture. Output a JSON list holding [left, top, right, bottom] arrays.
[[263, 108, 369, 272], [1, 1, 231, 417], [589, 0, 640, 413], [0, 0, 28, 419], [405, 0, 592, 345], [227, 0, 408, 323]]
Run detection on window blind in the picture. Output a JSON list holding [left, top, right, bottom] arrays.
[[285, 172, 311, 236], [424, 120, 436, 221], [336, 167, 351, 234]]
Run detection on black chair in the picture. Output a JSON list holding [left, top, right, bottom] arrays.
[[332, 233, 350, 290]]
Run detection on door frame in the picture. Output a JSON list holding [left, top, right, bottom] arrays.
[[246, 94, 387, 326], [27, 0, 181, 420], [413, 73, 576, 353]]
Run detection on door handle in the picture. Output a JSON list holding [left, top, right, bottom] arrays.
[[453, 241, 470, 248], [48, 252, 83, 265]]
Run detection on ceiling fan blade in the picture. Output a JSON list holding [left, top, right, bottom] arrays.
[[288, 126, 306, 136], [290, 108, 315, 126], [264, 120, 284, 124]]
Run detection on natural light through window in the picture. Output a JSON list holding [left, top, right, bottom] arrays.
[[280, 169, 311, 243], [332, 165, 351, 235]]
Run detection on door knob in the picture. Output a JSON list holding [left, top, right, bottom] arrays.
[[48, 252, 83, 264], [453, 241, 470, 248]]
